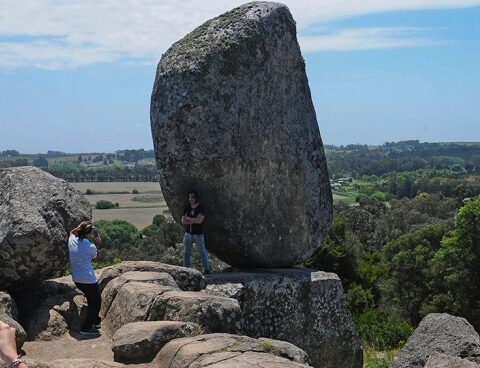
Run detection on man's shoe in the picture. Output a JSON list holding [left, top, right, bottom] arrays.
[[93, 322, 101, 329], [203, 270, 211, 276], [79, 328, 100, 336]]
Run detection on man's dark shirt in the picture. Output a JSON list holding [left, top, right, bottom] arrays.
[[184, 204, 205, 234]]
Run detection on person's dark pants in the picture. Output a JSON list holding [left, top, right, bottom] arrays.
[[75, 282, 101, 331]]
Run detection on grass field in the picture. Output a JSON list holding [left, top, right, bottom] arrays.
[[71, 182, 168, 228]]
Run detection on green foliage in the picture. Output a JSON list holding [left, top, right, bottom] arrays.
[[94, 220, 141, 249], [429, 196, 480, 328], [132, 189, 139, 194], [95, 200, 116, 209], [363, 347, 398, 368], [354, 310, 414, 351], [382, 224, 449, 324], [142, 214, 183, 248]]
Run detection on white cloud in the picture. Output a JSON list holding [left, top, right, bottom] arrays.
[[299, 27, 443, 52], [0, 0, 478, 69]]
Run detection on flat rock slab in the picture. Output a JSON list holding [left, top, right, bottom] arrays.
[[154, 333, 311, 367], [0, 166, 91, 289], [101, 271, 179, 318], [98, 261, 205, 291], [112, 321, 199, 363], [206, 268, 363, 368], [392, 313, 480, 368], [425, 353, 480, 368], [104, 280, 241, 336], [28, 359, 125, 368], [151, 1, 332, 268]]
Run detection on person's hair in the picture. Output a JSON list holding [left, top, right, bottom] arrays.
[[187, 190, 199, 203], [77, 221, 93, 240]]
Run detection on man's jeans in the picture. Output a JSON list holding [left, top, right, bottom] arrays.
[[183, 233, 211, 272]]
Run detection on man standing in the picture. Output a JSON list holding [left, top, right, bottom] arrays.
[[181, 190, 211, 275]]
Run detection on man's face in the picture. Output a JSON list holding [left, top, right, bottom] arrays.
[[188, 193, 197, 205]]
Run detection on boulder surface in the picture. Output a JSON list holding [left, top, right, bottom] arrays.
[[112, 321, 199, 363], [0, 167, 91, 289], [425, 353, 480, 368], [150, 1, 332, 267], [154, 333, 311, 367], [391, 313, 480, 368], [206, 269, 362, 368]]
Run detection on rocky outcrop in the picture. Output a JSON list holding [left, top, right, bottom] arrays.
[[100, 271, 179, 318], [0, 291, 19, 320], [151, 1, 332, 268], [112, 321, 199, 363], [206, 269, 362, 368], [425, 353, 480, 368], [391, 313, 480, 368], [0, 166, 91, 289], [13, 277, 86, 340], [154, 333, 312, 367], [98, 261, 205, 291], [104, 281, 241, 336]]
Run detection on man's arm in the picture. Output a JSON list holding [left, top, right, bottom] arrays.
[[186, 214, 204, 224], [181, 216, 194, 225]]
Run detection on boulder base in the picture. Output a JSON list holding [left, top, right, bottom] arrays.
[[206, 268, 362, 368]]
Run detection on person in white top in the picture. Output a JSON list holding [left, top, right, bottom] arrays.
[[68, 221, 102, 336]]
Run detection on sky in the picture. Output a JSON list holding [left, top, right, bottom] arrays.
[[0, 0, 479, 153]]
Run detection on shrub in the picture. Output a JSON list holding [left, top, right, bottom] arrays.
[[353, 310, 414, 351], [95, 200, 115, 209], [132, 189, 139, 194]]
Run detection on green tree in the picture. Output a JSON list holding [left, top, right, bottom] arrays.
[[429, 197, 480, 328], [382, 224, 448, 324]]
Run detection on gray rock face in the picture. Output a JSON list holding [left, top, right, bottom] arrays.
[[100, 271, 179, 319], [150, 1, 332, 268], [103, 280, 242, 336], [0, 291, 18, 320], [391, 313, 480, 368], [112, 321, 199, 363], [154, 333, 312, 367], [98, 261, 205, 291], [425, 353, 480, 368], [0, 167, 91, 289], [13, 277, 87, 340], [206, 269, 363, 368]]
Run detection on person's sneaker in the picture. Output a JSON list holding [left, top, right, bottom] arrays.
[[203, 270, 211, 276], [79, 328, 100, 337], [93, 322, 101, 329]]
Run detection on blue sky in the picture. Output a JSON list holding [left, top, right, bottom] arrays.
[[0, 1, 479, 153]]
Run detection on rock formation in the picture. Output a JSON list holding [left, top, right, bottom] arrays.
[[205, 268, 363, 368], [154, 333, 312, 367], [150, 1, 332, 267], [391, 313, 480, 368], [0, 166, 91, 289], [425, 353, 480, 368]]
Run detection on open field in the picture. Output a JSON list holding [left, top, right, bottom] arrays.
[[71, 182, 167, 228]]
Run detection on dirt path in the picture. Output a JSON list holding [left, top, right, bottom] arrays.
[[22, 328, 152, 367]]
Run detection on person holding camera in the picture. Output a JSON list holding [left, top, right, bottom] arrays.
[[68, 221, 102, 336]]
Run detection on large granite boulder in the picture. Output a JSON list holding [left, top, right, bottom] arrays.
[[150, 1, 332, 268], [154, 333, 311, 367], [425, 353, 480, 368], [205, 269, 363, 368], [391, 313, 480, 368], [0, 166, 91, 289], [98, 261, 205, 291], [112, 321, 199, 363], [0, 291, 19, 320]]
